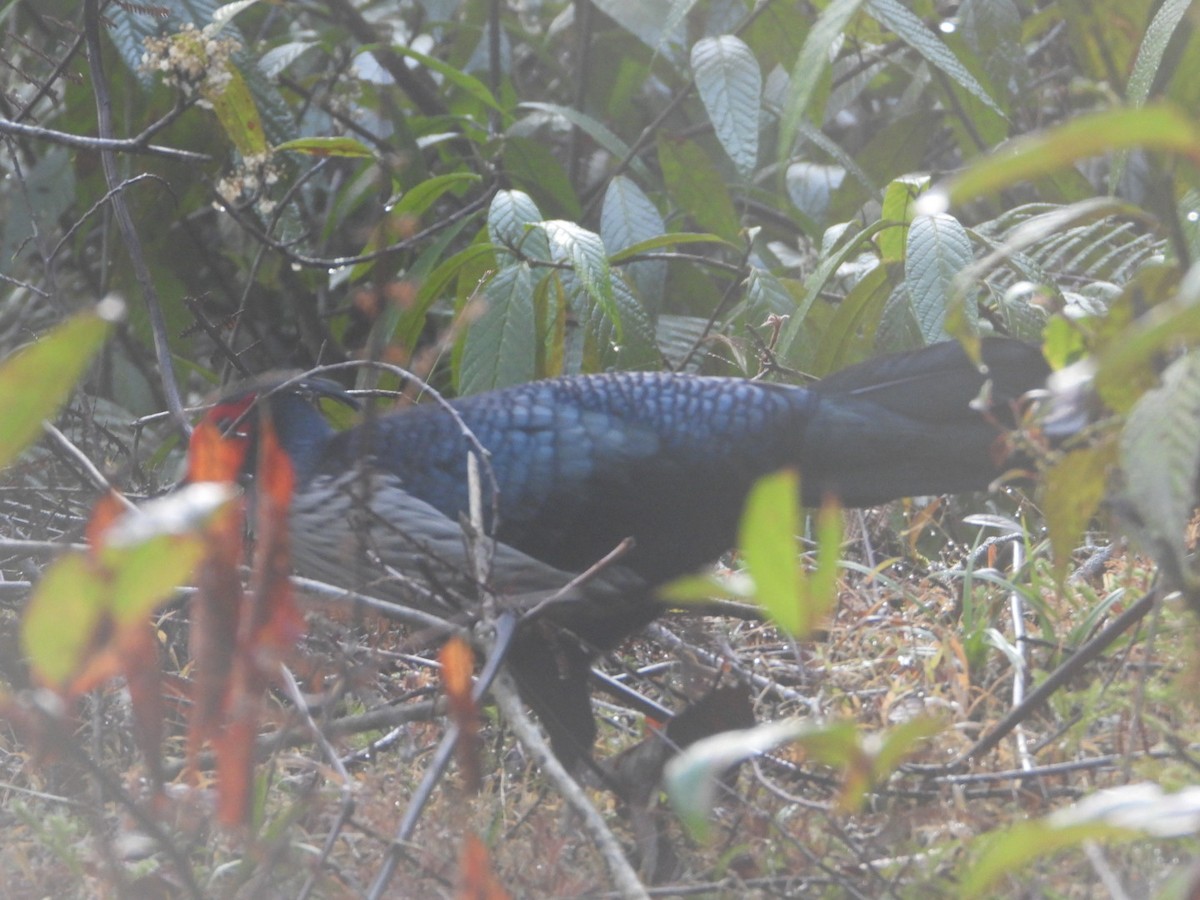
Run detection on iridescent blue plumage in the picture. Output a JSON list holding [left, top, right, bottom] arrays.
[[202, 337, 1050, 766], [314, 372, 822, 586], [303, 339, 1045, 591]]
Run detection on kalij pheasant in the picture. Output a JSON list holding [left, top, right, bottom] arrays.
[[193, 338, 1049, 765]]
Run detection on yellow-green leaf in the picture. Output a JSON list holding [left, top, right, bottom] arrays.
[[0, 300, 120, 471], [275, 136, 376, 158], [930, 105, 1200, 209], [738, 471, 842, 637], [21, 484, 234, 688], [963, 819, 1138, 898], [206, 63, 267, 156], [1044, 443, 1115, 582], [739, 470, 803, 633], [20, 553, 109, 687]]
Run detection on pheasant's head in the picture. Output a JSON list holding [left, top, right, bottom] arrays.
[[190, 376, 358, 483]]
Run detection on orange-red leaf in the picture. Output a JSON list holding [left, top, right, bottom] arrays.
[[186, 491, 246, 777], [440, 637, 480, 792], [212, 707, 258, 827], [458, 833, 510, 900], [441, 637, 474, 711], [187, 407, 305, 826], [187, 415, 250, 483], [84, 490, 127, 547], [123, 622, 166, 787], [245, 415, 303, 654]]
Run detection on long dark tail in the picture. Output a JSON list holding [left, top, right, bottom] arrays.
[[800, 339, 1049, 506]]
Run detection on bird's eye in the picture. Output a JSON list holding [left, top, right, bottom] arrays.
[[212, 413, 253, 439]]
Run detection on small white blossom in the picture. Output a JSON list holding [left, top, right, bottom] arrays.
[[217, 152, 283, 219], [139, 22, 242, 98]]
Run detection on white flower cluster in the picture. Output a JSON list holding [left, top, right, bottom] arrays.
[[216, 152, 282, 217], [140, 23, 241, 99]]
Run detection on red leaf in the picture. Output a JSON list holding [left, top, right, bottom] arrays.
[[457, 833, 510, 900], [211, 710, 258, 828], [84, 490, 126, 547], [244, 414, 303, 655], [122, 622, 166, 787], [185, 494, 245, 778], [185, 405, 305, 826], [187, 401, 253, 483], [440, 637, 481, 792]]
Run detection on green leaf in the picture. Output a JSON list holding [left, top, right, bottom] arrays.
[[1043, 443, 1116, 583], [607, 232, 737, 262], [930, 105, 1200, 208], [879, 175, 930, 263], [690, 35, 761, 178], [22, 484, 232, 688], [958, 0, 1024, 106], [657, 571, 754, 603], [743, 268, 798, 320], [211, 0, 264, 30], [785, 162, 846, 223], [503, 137, 583, 218], [654, 314, 729, 372], [964, 820, 1134, 898], [601, 177, 668, 306], [813, 263, 895, 375], [665, 719, 819, 840], [953, 197, 1151, 307], [206, 61, 268, 156], [738, 471, 842, 638], [656, 0, 699, 56], [583, 272, 658, 370], [389, 172, 482, 220], [274, 136, 376, 158], [904, 213, 977, 343], [1120, 351, 1200, 586], [0, 302, 119, 471], [1093, 263, 1200, 411], [868, 0, 1005, 118], [541, 220, 617, 334], [459, 263, 538, 394], [811, 112, 883, 180], [389, 44, 506, 115], [401, 242, 498, 349], [233, 46, 298, 149], [258, 40, 318, 78], [739, 470, 803, 634], [488, 189, 550, 259], [778, 0, 869, 160], [21, 553, 107, 688], [777, 219, 892, 361], [590, 0, 687, 49], [1127, 0, 1195, 108], [520, 102, 649, 182], [1108, 0, 1194, 191], [657, 137, 741, 242]]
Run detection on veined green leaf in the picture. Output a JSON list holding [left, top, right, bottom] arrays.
[[691, 35, 761, 178]]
